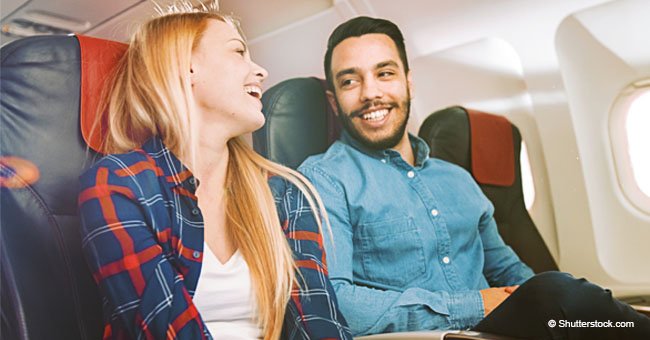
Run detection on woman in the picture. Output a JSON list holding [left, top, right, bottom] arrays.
[[78, 4, 351, 340]]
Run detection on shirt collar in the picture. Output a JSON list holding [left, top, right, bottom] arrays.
[[339, 130, 431, 167], [141, 137, 199, 190]]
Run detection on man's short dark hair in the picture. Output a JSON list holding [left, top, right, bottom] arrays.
[[324, 16, 409, 91]]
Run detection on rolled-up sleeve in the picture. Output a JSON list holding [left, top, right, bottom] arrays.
[[474, 186, 534, 286], [269, 176, 352, 339]]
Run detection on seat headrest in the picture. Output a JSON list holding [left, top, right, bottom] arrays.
[[1, 34, 91, 206], [253, 77, 341, 169], [419, 106, 515, 186], [77, 35, 128, 154], [466, 108, 515, 186], [418, 106, 472, 170]]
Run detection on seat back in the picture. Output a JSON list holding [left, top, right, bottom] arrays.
[[253, 77, 341, 169], [419, 106, 558, 273], [1, 34, 125, 339]]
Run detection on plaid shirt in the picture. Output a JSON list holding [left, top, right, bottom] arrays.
[[78, 138, 351, 339]]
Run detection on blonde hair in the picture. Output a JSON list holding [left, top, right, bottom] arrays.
[[97, 5, 329, 339]]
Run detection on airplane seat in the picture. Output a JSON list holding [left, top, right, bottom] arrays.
[[253, 77, 341, 169], [418, 106, 558, 273], [1, 34, 126, 339]]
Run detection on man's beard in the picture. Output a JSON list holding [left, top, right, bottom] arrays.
[[336, 96, 411, 151]]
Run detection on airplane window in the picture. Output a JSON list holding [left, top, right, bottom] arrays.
[[520, 141, 535, 210], [610, 81, 650, 213], [626, 89, 650, 198]]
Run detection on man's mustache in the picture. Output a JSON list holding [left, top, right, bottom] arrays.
[[350, 101, 397, 118]]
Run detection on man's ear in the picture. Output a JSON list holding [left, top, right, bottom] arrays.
[[326, 90, 339, 116], [407, 70, 414, 99]]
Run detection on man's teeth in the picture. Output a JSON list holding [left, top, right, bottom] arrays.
[[362, 109, 389, 121], [244, 86, 261, 98]]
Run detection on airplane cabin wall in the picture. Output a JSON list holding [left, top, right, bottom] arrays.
[[556, 0, 650, 293]]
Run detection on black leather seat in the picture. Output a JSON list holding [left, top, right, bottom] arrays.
[[254, 77, 341, 169], [1, 34, 125, 340], [418, 106, 558, 273]]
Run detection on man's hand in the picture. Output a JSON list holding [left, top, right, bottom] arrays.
[[480, 286, 519, 316], [504, 285, 519, 294]]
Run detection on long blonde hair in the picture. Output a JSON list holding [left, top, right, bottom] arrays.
[[97, 7, 329, 340]]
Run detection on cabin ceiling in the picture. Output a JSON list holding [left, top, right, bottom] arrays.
[[0, 0, 618, 80], [0, 0, 615, 55], [219, 0, 332, 40], [1, 0, 146, 43], [0, 0, 334, 44]]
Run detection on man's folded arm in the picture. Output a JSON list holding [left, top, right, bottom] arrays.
[[331, 278, 485, 335], [475, 186, 534, 286]]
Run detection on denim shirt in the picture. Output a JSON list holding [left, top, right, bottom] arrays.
[[299, 132, 534, 336]]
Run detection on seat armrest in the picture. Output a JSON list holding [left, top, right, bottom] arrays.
[[354, 331, 448, 340], [444, 330, 521, 339], [354, 330, 519, 340], [619, 295, 650, 317]]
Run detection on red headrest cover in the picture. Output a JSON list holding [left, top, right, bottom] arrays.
[[77, 35, 127, 154], [466, 109, 515, 186]]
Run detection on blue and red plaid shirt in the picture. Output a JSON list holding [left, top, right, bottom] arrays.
[[78, 137, 351, 339]]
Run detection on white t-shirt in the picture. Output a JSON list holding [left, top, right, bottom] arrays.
[[193, 245, 262, 339]]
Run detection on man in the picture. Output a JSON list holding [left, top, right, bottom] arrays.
[[298, 16, 650, 339]]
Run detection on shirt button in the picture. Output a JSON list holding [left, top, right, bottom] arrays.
[[191, 208, 200, 216], [407, 171, 415, 178], [431, 209, 439, 217], [189, 178, 196, 185], [381, 159, 387, 164], [192, 251, 201, 259], [442, 256, 450, 264]]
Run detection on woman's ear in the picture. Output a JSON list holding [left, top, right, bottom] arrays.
[[189, 65, 196, 85]]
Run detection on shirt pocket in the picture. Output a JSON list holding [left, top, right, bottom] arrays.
[[356, 216, 426, 288]]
